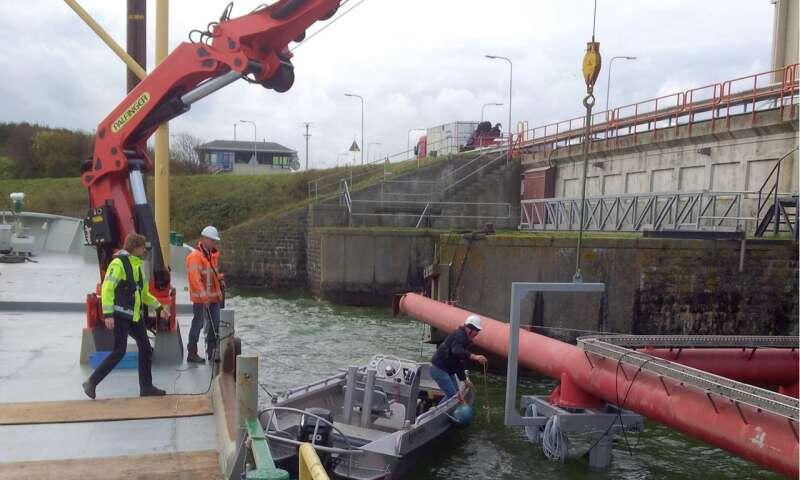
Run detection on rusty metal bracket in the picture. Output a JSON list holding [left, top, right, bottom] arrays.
[[659, 376, 671, 397], [706, 392, 720, 414]]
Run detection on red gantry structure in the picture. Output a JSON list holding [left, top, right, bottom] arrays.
[[399, 291, 799, 477]]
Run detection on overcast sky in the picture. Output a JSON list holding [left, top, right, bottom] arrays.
[[0, 1, 776, 169]]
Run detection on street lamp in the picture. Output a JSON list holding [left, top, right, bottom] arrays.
[[605, 56, 637, 113], [367, 142, 381, 163], [485, 54, 512, 162], [238, 119, 257, 175], [481, 102, 503, 122], [344, 93, 364, 165]]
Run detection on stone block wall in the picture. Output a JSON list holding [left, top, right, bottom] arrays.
[[633, 239, 799, 335], [307, 228, 438, 305], [441, 234, 798, 336], [220, 208, 309, 289]]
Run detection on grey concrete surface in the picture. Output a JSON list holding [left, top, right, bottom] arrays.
[[0, 416, 217, 462]]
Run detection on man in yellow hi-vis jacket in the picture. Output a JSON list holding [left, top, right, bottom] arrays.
[[82, 233, 170, 399]]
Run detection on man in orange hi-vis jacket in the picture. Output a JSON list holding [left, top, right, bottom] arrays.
[[185, 225, 224, 363]]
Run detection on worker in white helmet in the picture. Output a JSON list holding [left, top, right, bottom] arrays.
[[185, 225, 224, 363], [429, 314, 488, 403]]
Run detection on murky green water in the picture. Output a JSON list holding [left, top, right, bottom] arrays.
[[227, 291, 778, 480]]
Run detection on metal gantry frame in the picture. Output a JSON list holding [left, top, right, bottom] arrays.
[[503, 282, 644, 468], [520, 190, 747, 232], [504, 282, 606, 427]]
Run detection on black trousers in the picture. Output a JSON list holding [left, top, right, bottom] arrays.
[[89, 314, 154, 389]]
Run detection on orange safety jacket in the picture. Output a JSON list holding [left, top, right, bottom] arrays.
[[186, 242, 224, 304]]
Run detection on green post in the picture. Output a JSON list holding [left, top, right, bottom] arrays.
[[244, 417, 289, 480]]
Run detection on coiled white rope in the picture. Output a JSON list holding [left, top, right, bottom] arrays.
[[542, 415, 569, 462]]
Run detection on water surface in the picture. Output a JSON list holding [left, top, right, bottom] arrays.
[[227, 292, 778, 480]]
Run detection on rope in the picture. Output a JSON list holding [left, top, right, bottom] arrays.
[[542, 415, 569, 462], [482, 362, 490, 423], [290, 0, 366, 52]]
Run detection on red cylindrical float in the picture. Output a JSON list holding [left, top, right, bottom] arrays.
[[645, 347, 798, 388], [399, 293, 799, 477]]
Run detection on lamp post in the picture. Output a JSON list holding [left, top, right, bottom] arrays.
[[344, 93, 364, 165], [485, 55, 512, 163], [238, 119, 256, 175], [481, 102, 503, 122], [407, 128, 424, 162], [605, 55, 636, 114]]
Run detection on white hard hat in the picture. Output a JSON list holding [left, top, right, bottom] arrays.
[[464, 314, 482, 331], [201, 225, 221, 241]]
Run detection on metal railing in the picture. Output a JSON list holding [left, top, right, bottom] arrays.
[[349, 198, 513, 221], [755, 147, 799, 237], [516, 64, 799, 161], [520, 191, 749, 232], [306, 136, 466, 201]]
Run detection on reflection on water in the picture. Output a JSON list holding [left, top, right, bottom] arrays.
[[227, 292, 778, 480]]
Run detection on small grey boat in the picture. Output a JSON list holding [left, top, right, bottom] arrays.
[[261, 354, 474, 480]]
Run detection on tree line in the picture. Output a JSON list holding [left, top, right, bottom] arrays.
[[0, 122, 209, 179]]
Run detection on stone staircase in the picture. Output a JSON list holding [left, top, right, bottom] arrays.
[[314, 150, 521, 230]]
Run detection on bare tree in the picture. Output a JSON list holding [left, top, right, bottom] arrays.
[[169, 132, 207, 174]]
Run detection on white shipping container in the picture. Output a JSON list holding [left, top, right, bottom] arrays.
[[425, 121, 479, 156]]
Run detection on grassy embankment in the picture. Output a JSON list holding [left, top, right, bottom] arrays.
[[0, 156, 442, 239]]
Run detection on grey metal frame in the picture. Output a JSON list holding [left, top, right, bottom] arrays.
[[504, 282, 606, 427], [520, 191, 749, 232]]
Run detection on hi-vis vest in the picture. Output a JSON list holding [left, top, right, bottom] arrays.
[[101, 251, 161, 323], [186, 243, 223, 304]]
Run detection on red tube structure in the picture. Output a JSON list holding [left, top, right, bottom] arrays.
[[645, 348, 798, 388], [399, 293, 799, 477]]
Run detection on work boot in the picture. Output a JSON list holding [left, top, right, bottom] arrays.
[[140, 385, 167, 397], [187, 344, 205, 364], [82, 380, 96, 400]]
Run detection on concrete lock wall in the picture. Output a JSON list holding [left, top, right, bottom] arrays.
[[220, 208, 309, 289], [439, 234, 798, 339], [524, 108, 799, 221], [307, 228, 437, 305]]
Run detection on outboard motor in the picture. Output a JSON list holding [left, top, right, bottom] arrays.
[[297, 407, 334, 467]]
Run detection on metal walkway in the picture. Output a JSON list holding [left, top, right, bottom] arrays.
[[578, 336, 799, 422]]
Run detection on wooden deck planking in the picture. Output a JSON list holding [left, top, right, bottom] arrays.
[[0, 450, 223, 480], [0, 394, 212, 425]]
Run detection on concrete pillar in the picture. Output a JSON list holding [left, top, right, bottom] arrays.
[[236, 355, 259, 427], [771, 0, 799, 81], [220, 308, 236, 374]]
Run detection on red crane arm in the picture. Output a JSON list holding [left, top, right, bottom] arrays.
[[81, 0, 339, 329]]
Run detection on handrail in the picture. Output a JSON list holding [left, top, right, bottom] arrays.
[[441, 152, 506, 195], [341, 179, 352, 215], [415, 202, 431, 228], [517, 63, 799, 160], [755, 147, 798, 234]]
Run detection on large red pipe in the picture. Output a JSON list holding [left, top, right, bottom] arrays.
[[400, 293, 799, 477], [645, 348, 797, 387]]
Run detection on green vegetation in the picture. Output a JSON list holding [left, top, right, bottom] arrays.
[[0, 122, 93, 178], [0, 172, 324, 239]]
